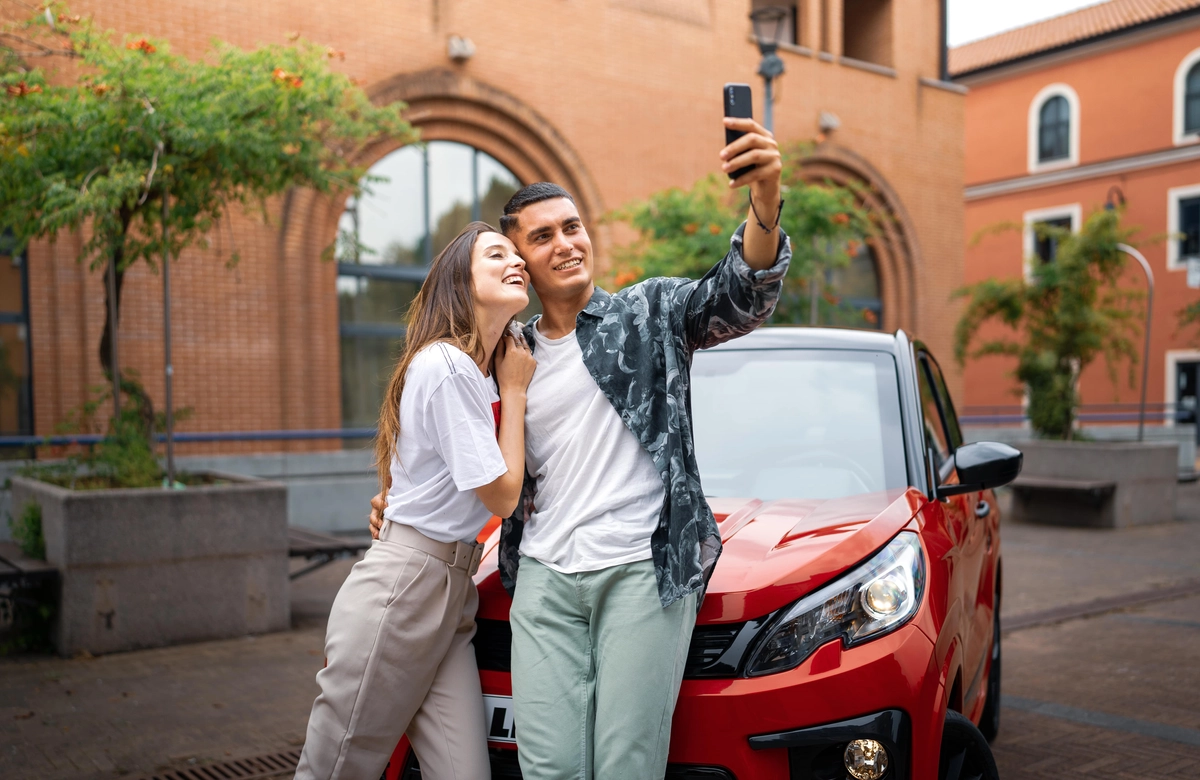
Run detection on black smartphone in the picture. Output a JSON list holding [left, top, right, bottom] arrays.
[[723, 83, 754, 180]]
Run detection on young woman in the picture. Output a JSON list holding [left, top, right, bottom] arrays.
[[295, 222, 534, 780]]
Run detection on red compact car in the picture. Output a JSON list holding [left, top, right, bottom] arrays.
[[385, 327, 1022, 780]]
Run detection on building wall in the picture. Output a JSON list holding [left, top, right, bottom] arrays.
[[25, 0, 963, 450], [959, 20, 1200, 417]]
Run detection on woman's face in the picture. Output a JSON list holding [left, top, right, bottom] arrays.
[[471, 231, 529, 318]]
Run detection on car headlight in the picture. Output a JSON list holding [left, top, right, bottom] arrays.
[[745, 532, 925, 677]]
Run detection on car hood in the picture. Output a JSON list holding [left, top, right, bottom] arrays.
[[473, 487, 927, 624], [698, 487, 925, 622]]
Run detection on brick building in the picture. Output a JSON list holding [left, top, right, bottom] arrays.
[[2, 0, 965, 453], [953, 0, 1200, 432]]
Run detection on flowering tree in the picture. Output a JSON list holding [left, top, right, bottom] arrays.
[[605, 144, 876, 325], [954, 209, 1142, 439], [0, 4, 414, 427]]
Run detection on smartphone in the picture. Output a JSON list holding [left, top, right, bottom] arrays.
[[723, 83, 755, 180]]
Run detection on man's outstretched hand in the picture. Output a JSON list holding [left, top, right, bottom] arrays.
[[720, 116, 783, 271], [369, 491, 386, 540]]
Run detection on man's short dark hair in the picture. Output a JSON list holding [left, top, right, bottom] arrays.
[[500, 182, 576, 236]]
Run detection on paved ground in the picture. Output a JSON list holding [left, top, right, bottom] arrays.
[[2, 488, 1200, 780]]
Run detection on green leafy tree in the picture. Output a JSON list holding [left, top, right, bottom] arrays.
[[605, 144, 876, 326], [953, 209, 1142, 439], [0, 5, 414, 437]]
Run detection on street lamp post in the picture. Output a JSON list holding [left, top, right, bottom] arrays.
[[750, 6, 788, 134], [1105, 187, 1154, 442]]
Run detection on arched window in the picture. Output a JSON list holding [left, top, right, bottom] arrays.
[[1186, 63, 1200, 136], [819, 241, 884, 330], [1038, 95, 1070, 163], [336, 141, 524, 429]]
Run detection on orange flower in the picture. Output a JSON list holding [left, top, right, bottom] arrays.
[[832, 213, 850, 225], [57, 14, 81, 23], [327, 47, 346, 60], [683, 223, 699, 235], [272, 68, 303, 88], [614, 270, 639, 286], [822, 291, 840, 305], [282, 142, 301, 155], [92, 83, 111, 96], [126, 38, 156, 54], [7, 81, 42, 97], [846, 240, 861, 256], [862, 309, 878, 325], [709, 223, 721, 235]]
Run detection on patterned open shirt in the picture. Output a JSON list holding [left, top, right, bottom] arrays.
[[499, 224, 792, 607]]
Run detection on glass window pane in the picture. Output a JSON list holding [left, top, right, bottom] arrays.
[[337, 277, 421, 326], [825, 242, 883, 330], [1038, 96, 1069, 162], [427, 141, 477, 258], [1187, 65, 1200, 134], [340, 334, 404, 430], [1034, 216, 1071, 263], [1182, 197, 1200, 258], [917, 358, 952, 480], [477, 152, 520, 229], [340, 147, 427, 267]]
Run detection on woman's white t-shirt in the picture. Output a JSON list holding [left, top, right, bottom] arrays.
[[383, 343, 507, 544]]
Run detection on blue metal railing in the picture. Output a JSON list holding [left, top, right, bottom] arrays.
[[0, 428, 376, 448]]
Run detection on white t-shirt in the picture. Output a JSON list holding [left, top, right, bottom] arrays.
[[518, 324, 664, 573], [383, 343, 507, 544]]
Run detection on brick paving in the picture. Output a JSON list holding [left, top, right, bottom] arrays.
[[3, 488, 1200, 780]]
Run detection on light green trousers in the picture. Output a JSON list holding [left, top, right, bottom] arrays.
[[510, 557, 697, 780]]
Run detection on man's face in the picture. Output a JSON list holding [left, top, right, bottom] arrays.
[[508, 197, 593, 302]]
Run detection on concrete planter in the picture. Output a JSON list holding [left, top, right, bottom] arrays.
[[1010, 441, 1178, 528], [9, 473, 288, 656]]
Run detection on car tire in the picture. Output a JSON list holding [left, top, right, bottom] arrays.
[[977, 602, 1001, 742], [939, 709, 1000, 780]]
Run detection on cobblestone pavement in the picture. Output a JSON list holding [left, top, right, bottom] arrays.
[[2, 489, 1200, 780]]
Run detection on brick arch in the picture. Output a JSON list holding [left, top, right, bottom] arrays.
[[802, 146, 921, 334]]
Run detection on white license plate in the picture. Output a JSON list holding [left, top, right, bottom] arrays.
[[483, 694, 516, 744]]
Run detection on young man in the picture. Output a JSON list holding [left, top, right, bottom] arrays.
[[369, 116, 790, 778]]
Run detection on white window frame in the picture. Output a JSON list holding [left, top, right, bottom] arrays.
[[1164, 350, 1200, 427], [1174, 47, 1200, 146], [1022, 203, 1081, 280], [1027, 83, 1080, 173], [1166, 183, 1200, 270]]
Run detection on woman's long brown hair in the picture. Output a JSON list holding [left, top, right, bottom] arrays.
[[374, 221, 498, 493]]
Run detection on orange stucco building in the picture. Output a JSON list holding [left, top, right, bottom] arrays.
[[953, 0, 1200, 430], [2, 0, 965, 453]]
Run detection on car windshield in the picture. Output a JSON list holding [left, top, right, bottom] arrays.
[[691, 348, 908, 501]]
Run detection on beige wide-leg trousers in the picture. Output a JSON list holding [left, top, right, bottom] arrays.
[[294, 521, 490, 780]]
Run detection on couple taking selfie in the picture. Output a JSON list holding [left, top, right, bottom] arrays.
[[294, 112, 792, 780]]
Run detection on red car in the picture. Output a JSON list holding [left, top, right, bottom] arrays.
[[386, 327, 1021, 780]]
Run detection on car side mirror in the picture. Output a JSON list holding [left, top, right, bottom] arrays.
[[937, 442, 1023, 498]]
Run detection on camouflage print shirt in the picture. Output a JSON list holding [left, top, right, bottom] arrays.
[[499, 223, 792, 607]]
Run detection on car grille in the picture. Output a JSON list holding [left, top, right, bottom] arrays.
[[399, 750, 735, 779], [473, 618, 747, 678]]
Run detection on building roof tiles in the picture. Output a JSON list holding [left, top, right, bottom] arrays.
[[949, 0, 1200, 76]]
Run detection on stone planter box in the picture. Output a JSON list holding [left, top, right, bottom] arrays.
[[9, 473, 288, 656], [1009, 441, 1178, 528]]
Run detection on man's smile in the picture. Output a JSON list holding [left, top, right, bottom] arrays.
[[553, 257, 583, 271]]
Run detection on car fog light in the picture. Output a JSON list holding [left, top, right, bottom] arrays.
[[863, 574, 907, 619], [844, 738, 889, 780]]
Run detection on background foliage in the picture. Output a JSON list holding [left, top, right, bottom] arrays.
[[0, 4, 413, 483], [605, 144, 878, 326], [954, 209, 1142, 439]]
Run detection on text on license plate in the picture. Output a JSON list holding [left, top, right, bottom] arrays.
[[483, 694, 516, 744]]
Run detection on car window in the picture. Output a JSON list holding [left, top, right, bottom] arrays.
[[923, 353, 963, 450], [917, 355, 954, 483], [691, 349, 907, 501]]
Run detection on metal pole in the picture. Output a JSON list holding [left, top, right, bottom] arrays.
[[163, 180, 175, 484], [763, 75, 775, 135], [1117, 243, 1154, 442], [107, 252, 120, 423]]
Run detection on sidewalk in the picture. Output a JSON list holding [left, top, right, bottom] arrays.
[[2, 487, 1200, 780]]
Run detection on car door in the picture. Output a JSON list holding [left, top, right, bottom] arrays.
[[916, 352, 988, 707]]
